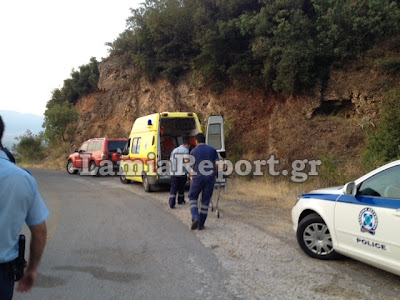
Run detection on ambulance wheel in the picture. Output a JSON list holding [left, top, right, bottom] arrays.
[[143, 175, 153, 192], [296, 213, 339, 260], [120, 174, 131, 184]]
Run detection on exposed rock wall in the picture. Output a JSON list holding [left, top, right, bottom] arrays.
[[72, 56, 383, 165]]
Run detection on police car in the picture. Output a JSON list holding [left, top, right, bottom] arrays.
[[292, 160, 400, 276]]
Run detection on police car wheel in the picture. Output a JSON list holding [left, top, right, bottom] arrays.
[[297, 213, 339, 260]]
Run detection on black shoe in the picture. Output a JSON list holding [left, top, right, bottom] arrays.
[[178, 200, 186, 205], [198, 225, 205, 230], [191, 219, 199, 230], [169, 198, 176, 209]]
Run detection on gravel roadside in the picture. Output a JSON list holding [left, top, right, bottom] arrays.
[[126, 182, 400, 300]]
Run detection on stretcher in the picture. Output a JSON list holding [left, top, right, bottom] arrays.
[[210, 176, 227, 218]]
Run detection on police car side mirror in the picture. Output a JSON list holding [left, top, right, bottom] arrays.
[[343, 181, 356, 196]]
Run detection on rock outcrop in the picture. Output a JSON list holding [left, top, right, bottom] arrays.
[[72, 55, 386, 169]]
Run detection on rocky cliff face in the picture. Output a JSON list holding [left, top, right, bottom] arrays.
[[73, 55, 385, 170]]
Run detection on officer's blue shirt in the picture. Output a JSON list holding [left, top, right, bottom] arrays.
[[190, 143, 219, 177], [0, 150, 50, 263]]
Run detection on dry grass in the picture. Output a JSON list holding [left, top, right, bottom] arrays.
[[19, 156, 65, 171], [224, 177, 314, 212]]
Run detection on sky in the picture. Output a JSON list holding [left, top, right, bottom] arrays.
[[0, 0, 142, 116]]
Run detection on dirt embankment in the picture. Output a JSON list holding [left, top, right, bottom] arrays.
[[72, 46, 394, 168]]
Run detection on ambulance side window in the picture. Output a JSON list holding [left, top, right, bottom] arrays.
[[123, 139, 130, 155], [136, 138, 141, 153], [131, 138, 141, 154]]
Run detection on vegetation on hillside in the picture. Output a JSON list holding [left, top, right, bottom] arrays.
[[43, 58, 98, 146], [46, 57, 100, 109], [12, 131, 45, 164], [15, 0, 400, 175], [362, 89, 400, 169], [12, 58, 98, 163], [108, 0, 400, 93]]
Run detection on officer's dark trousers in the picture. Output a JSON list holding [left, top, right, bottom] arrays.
[[188, 176, 215, 226], [0, 268, 14, 300], [169, 175, 187, 207]]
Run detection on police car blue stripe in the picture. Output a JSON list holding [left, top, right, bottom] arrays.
[[301, 193, 339, 201], [302, 193, 400, 209], [337, 195, 400, 209]]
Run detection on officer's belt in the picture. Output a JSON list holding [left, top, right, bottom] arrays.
[[0, 261, 13, 270]]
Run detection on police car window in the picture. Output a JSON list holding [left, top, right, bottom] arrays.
[[358, 166, 400, 199]]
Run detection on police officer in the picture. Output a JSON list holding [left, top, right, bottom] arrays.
[[0, 116, 49, 299], [169, 137, 191, 208], [0, 144, 15, 163], [188, 133, 219, 230]]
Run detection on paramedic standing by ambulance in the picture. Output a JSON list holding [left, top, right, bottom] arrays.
[[188, 133, 219, 230], [169, 137, 191, 208], [0, 116, 49, 299]]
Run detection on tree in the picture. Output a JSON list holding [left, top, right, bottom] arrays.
[[12, 130, 45, 163], [46, 57, 100, 108], [43, 102, 79, 144], [313, 0, 400, 62], [108, 0, 400, 93]]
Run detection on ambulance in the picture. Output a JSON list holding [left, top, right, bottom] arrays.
[[119, 112, 225, 192]]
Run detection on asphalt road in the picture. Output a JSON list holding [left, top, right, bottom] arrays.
[[12, 169, 400, 300], [14, 169, 230, 300]]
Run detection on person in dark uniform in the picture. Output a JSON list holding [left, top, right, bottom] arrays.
[[188, 133, 219, 230], [169, 137, 191, 209]]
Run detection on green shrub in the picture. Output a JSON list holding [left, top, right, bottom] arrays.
[[46, 57, 99, 109], [43, 102, 79, 145], [377, 57, 400, 75], [362, 89, 400, 170], [109, 0, 400, 94], [317, 154, 346, 186], [12, 131, 45, 164]]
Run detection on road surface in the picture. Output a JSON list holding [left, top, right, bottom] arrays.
[[13, 169, 400, 300], [14, 169, 230, 300]]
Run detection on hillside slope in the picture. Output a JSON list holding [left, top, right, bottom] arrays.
[[71, 41, 399, 175]]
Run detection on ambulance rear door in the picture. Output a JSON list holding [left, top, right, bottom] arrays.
[[206, 115, 225, 158]]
